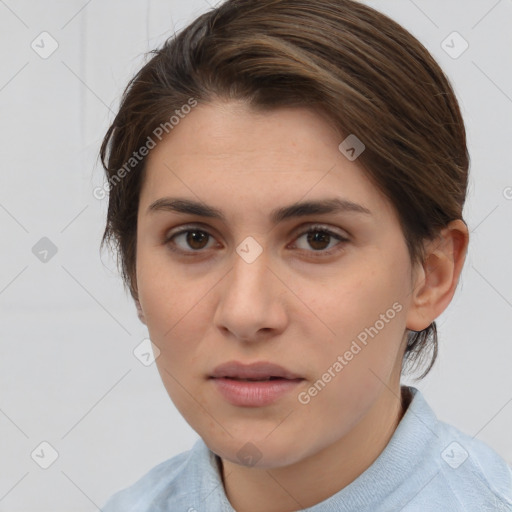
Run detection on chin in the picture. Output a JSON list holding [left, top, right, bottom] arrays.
[[205, 433, 309, 470]]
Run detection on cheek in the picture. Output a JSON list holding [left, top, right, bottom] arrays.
[[299, 281, 408, 440], [137, 243, 188, 316], [315, 261, 407, 340], [137, 252, 209, 411], [136, 248, 194, 347], [304, 250, 411, 382]]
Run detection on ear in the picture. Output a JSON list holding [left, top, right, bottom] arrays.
[[135, 299, 147, 325], [406, 219, 469, 332]]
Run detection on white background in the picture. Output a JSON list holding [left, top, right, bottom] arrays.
[[0, 0, 511, 510]]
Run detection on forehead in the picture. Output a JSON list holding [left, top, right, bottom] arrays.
[[145, 100, 344, 164], [139, 101, 392, 220]]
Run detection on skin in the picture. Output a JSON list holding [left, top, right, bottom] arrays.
[[134, 100, 469, 512]]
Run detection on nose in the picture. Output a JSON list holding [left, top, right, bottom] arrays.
[[213, 244, 288, 343]]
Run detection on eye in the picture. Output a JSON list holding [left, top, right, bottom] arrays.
[[164, 225, 217, 255], [290, 225, 349, 257], [163, 224, 349, 257]]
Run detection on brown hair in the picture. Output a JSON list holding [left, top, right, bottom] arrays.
[[99, 0, 469, 380]]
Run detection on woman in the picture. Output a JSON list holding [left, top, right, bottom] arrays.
[[99, 0, 512, 510]]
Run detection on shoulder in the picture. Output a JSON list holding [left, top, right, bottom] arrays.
[[101, 442, 199, 512], [434, 419, 512, 511], [394, 387, 512, 512], [420, 404, 512, 512]]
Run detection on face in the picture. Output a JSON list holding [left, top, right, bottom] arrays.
[[135, 100, 416, 468]]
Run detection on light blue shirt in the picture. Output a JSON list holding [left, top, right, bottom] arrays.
[[102, 386, 512, 511]]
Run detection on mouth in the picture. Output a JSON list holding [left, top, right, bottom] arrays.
[[209, 361, 304, 407], [221, 376, 291, 381], [209, 360, 303, 381]]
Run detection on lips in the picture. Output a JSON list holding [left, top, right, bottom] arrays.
[[210, 361, 302, 381], [210, 361, 304, 407]]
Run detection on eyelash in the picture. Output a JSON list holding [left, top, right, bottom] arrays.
[[163, 224, 349, 259]]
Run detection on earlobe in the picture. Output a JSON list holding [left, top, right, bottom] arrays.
[[406, 220, 469, 332]]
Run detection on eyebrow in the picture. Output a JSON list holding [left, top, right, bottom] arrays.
[[147, 196, 371, 224]]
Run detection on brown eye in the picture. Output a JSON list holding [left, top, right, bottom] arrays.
[[292, 225, 349, 257], [183, 230, 210, 250], [164, 223, 348, 259], [306, 230, 331, 251], [165, 228, 216, 253]]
